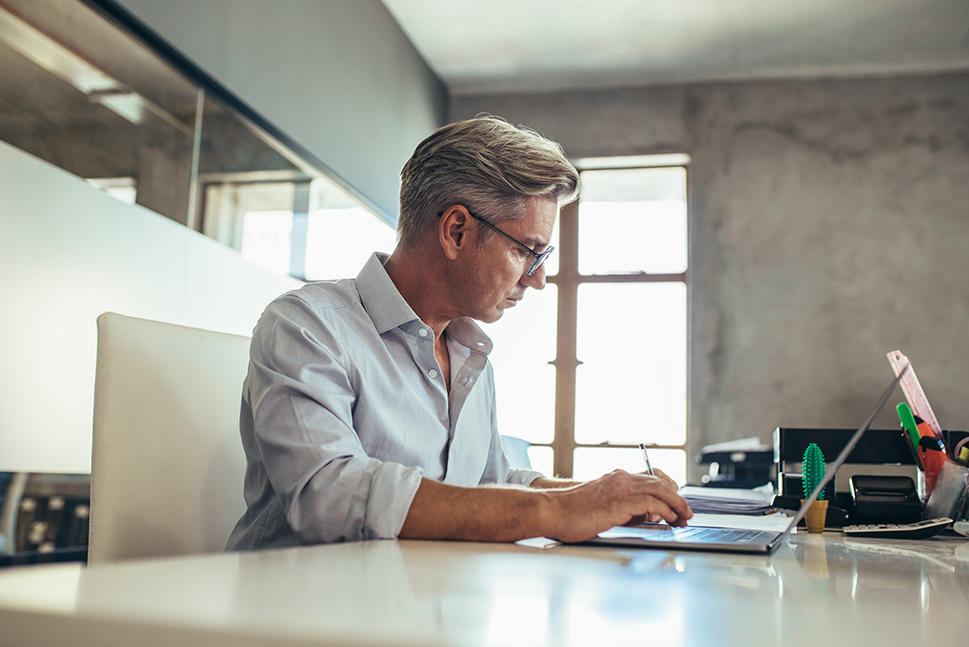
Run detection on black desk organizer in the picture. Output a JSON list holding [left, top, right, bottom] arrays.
[[771, 427, 969, 525]]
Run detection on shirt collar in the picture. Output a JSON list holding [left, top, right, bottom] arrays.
[[356, 252, 421, 334], [445, 318, 493, 356], [356, 252, 493, 355]]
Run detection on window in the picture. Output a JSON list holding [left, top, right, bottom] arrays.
[[0, 0, 392, 281], [200, 175, 397, 280], [484, 157, 689, 481], [0, 1, 200, 225]]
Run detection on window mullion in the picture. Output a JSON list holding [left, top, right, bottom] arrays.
[[552, 200, 579, 478]]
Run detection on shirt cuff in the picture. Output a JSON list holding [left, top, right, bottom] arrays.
[[366, 462, 424, 539], [506, 467, 545, 486]]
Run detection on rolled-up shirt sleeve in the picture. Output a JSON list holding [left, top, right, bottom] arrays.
[[246, 296, 422, 543]]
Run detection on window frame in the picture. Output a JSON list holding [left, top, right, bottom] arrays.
[[542, 162, 689, 478]]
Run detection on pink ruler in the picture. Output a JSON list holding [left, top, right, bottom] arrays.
[[887, 350, 943, 439]]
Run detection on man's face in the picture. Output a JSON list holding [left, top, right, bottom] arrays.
[[457, 196, 557, 323]]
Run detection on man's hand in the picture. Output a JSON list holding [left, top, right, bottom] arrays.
[[542, 469, 692, 544], [641, 467, 678, 492], [635, 467, 679, 523], [399, 470, 691, 544]]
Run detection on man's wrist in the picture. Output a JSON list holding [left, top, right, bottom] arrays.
[[533, 489, 561, 539], [530, 476, 580, 489]]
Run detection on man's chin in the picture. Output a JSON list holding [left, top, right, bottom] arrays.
[[476, 308, 505, 324]]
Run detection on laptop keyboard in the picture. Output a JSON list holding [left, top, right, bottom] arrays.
[[673, 527, 766, 544]]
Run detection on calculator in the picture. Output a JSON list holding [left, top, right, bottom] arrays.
[[842, 517, 952, 539]]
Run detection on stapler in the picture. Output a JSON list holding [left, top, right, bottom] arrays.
[[849, 475, 921, 524]]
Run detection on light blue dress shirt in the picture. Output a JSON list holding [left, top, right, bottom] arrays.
[[226, 253, 543, 549]]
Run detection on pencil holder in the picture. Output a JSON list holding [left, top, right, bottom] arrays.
[[925, 460, 969, 520], [801, 499, 829, 533], [922, 447, 947, 498]]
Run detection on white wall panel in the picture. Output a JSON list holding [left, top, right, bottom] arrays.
[[0, 142, 298, 473]]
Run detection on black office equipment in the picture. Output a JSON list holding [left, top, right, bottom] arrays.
[[0, 472, 89, 568], [774, 427, 922, 523], [843, 517, 952, 539], [696, 447, 775, 488], [587, 372, 905, 553], [849, 475, 921, 524], [774, 427, 918, 465]]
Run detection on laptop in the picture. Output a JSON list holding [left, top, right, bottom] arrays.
[[585, 369, 907, 554]]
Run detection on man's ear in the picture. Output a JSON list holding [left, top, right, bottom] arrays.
[[439, 204, 471, 261]]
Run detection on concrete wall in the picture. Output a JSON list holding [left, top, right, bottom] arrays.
[[114, 0, 448, 222], [0, 142, 299, 473], [452, 73, 969, 472]]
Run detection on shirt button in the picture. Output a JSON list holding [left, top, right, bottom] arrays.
[[428, 369, 438, 379], [462, 376, 472, 385], [418, 328, 428, 337]]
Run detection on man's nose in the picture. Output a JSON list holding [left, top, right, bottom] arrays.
[[519, 264, 546, 290]]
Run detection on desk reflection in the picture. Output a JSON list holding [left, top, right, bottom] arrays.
[[22, 532, 968, 647]]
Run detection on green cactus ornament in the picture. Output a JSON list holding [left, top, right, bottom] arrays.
[[802, 443, 827, 501]]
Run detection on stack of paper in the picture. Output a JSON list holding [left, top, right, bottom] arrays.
[[679, 485, 776, 515]]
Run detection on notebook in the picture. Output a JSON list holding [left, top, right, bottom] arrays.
[[585, 369, 907, 554]]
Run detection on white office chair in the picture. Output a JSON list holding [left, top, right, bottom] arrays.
[[89, 312, 251, 563], [500, 435, 533, 469]]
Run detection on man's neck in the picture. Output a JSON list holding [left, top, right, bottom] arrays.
[[383, 245, 455, 340]]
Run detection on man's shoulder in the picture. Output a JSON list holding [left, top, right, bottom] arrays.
[[258, 279, 370, 333], [273, 279, 360, 314]]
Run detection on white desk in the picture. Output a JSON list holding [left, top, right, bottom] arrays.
[[0, 532, 966, 647]]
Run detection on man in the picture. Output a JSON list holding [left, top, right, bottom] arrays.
[[226, 116, 692, 550]]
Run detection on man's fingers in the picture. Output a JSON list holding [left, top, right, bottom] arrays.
[[643, 498, 678, 525], [650, 467, 678, 492], [633, 468, 678, 493], [626, 475, 693, 521]]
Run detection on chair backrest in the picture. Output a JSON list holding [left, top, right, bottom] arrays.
[[89, 312, 250, 563], [500, 435, 532, 469]]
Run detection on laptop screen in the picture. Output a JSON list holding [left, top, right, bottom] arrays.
[[776, 368, 908, 543]]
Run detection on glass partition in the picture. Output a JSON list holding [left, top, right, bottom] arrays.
[[0, 0, 393, 280]]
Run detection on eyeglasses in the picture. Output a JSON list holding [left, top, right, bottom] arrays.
[[438, 207, 555, 277]]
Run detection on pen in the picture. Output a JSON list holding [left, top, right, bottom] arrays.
[[639, 443, 654, 476], [914, 415, 946, 453], [901, 431, 924, 471], [896, 403, 921, 451]]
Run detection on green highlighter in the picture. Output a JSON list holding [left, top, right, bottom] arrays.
[[897, 402, 921, 449]]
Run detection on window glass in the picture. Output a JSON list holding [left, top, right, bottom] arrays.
[[540, 215, 561, 277], [202, 181, 298, 271], [574, 282, 686, 446], [578, 167, 687, 274], [0, 1, 199, 224], [481, 284, 558, 445], [240, 210, 293, 276], [0, 0, 391, 281], [527, 446, 553, 478], [304, 176, 397, 280], [573, 447, 687, 485]]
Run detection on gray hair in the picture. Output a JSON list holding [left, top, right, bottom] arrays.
[[398, 116, 579, 247]]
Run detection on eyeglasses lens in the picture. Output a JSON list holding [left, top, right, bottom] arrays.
[[527, 247, 554, 276]]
